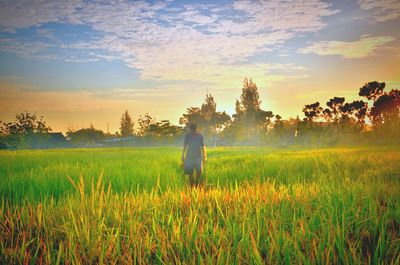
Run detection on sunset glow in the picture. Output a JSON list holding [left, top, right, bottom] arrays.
[[0, 0, 399, 133]]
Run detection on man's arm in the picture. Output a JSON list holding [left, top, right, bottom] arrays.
[[202, 145, 207, 162], [181, 144, 187, 162], [181, 135, 187, 162], [201, 135, 206, 161]]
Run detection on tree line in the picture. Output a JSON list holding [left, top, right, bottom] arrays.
[[1, 78, 399, 148]]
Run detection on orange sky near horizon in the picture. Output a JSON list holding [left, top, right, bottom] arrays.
[[0, 0, 399, 134]]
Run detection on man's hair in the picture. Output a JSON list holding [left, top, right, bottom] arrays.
[[189, 124, 197, 132]]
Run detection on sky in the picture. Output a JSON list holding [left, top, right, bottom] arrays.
[[0, 0, 399, 134]]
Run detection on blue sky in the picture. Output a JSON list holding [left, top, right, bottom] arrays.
[[0, 0, 399, 133]]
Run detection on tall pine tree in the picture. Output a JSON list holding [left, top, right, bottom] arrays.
[[120, 110, 134, 137]]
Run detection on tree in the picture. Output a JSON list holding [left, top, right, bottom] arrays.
[[136, 115, 183, 144], [370, 89, 400, 126], [200, 94, 231, 136], [238, 77, 261, 112], [201, 94, 217, 119], [359, 81, 385, 100], [148, 120, 182, 138], [120, 110, 134, 137], [301, 102, 327, 145], [0, 111, 52, 148], [235, 99, 243, 117], [137, 113, 155, 136], [303, 102, 323, 122], [341, 100, 368, 125], [66, 124, 105, 145], [357, 81, 400, 142], [179, 107, 204, 129], [229, 78, 273, 144], [0, 112, 51, 135], [233, 78, 262, 121], [325, 97, 345, 123], [269, 115, 298, 147], [179, 94, 231, 144], [358, 81, 400, 127]]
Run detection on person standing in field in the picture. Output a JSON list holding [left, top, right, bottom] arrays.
[[181, 124, 206, 187]]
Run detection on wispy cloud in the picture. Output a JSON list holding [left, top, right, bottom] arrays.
[[0, 0, 339, 85], [69, 0, 338, 83], [0, 0, 82, 32], [0, 37, 56, 60], [229, 0, 339, 33], [358, 0, 400, 22], [298, 35, 395, 58], [2, 1, 400, 130], [35, 28, 56, 40]]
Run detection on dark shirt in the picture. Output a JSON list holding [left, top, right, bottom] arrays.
[[184, 132, 204, 159]]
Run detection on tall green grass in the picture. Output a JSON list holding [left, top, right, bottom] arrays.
[[0, 146, 399, 264], [1, 146, 399, 202]]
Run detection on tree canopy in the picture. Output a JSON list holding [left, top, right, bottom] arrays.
[[1, 79, 399, 149], [180, 94, 230, 140], [0, 111, 52, 148], [120, 110, 134, 137], [67, 124, 105, 145]]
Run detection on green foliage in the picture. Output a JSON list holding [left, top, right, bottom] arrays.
[[136, 114, 183, 144], [180, 94, 230, 141], [303, 102, 323, 123], [226, 77, 274, 145], [369, 89, 400, 127], [119, 110, 134, 137], [300, 81, 400, 146], [0, 111, 52, 148], [359, 81, 386, 100], [238, 77, 261, 112], [357, 81, 400, 127], [147, 120, 183, 138], [268, 116, 299, 146], [0, 146, 399, 264], [66, 124, 105, 145], [1, 80, 398, 149], [137, 113, 155, 136]]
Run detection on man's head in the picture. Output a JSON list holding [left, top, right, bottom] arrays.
[[189, 124, 197, 133]]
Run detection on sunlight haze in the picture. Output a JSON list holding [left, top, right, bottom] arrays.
[[0, 0, 399, 133]]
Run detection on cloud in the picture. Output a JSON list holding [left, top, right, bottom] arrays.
[[358, 0, 400, 22], [298, 35, 395, 58], [176, 9, 218, 24], [35, 28, 56, 40], [68, 0, 336, 83], [0, 0, 338, 85], [229, 0, 339, 33], [0, 37, 55, 60], [0, 0, 82, 32]]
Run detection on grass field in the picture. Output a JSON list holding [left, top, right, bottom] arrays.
[[0, 146, 399, 264]]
